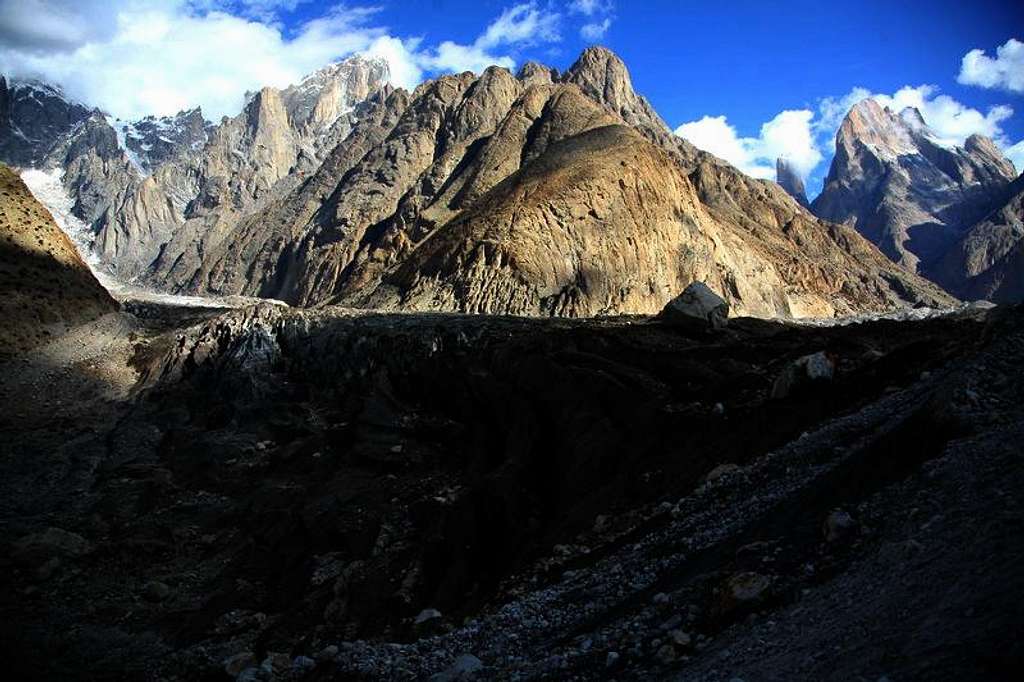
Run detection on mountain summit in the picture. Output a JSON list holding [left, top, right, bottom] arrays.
[[811, 98, 1017, 273]]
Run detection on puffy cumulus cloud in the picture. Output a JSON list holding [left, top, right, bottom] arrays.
[[957, 38, 1024, 93], [0, 1, 563, 120], [674, 110, 821, 180]]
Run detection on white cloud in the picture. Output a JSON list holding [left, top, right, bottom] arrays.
[[0, 1, 391, 119], [416, 2, 560, 76], [569, 0, 612, 15], [477, 3, 560, 49], [580, 19, 611, 42], [957, 38, 1024, 93], [569, 0, 613, 41], [0, 1, 563, 120], [364, 35, 423, 91], [1004, 140, 1024, 174], [674, 109, 821, 180]]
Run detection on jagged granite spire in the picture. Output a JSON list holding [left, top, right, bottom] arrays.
[[776, 157, 809, 208]]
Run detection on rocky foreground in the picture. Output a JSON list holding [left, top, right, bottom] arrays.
[[1, 299, 1022, 681]]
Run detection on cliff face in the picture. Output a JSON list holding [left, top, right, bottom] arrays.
[[0, 164, 115, 359], [811, 99, 1017, 274], [157, 48, 951, 318], [776, 157, 810, 208], [928, 174, 1024, 303]]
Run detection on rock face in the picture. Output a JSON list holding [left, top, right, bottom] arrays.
[[0, 78, 94, 166], [147, 48, 951, 318], [0, 163, 115, 359], [107, 108, 214, 174], [811, 99, 1018, 275], [776, 157, 809, 208], [928, 175, 1024, 302]]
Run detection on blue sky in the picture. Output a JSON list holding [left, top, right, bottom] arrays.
[[2, 0, 1022, 195]]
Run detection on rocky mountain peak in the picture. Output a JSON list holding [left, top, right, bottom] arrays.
[[964, 133, 1018, 177], [563, 46, 635, 113], [814, 96, 1018, 275], [0, 76, 94, 166], [282, 54, 390, 133], [838, 98, 917, 159], [776, 157, 809, 208], [517, 61, 556, 84]]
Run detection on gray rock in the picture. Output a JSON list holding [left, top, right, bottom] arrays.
[[430, 654, 484, 681], [415, 607, 443, 625], [13, 527, 92, 566], [314, 644, 339, 662], [606, 651, 620, 667], [771, 351, 835, 399], [223, 652, 256, 677], [660, 282, 730, 330], [142, 580, 171, 602], [823, 509, 858, 543], [655, 643, 678, 664]]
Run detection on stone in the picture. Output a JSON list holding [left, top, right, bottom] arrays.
[[12, 527, 93, 566], [652, 592, 670, 604], [314, 645, 339, 662], [771, 351, 835, 399], [704, 463, 740, 483], [430, 654, 484, 681], [823, 509, 858, 543], [415, 608, 443, 625], [292, 656, 316, 673], [606, 651, 620, 667], [655, 643, 678, 664], [724, 569, 770, 602], [668, 629, 692, 647], [223, 652, 257, 677], [142, 580, 171, 602], [659, 282, 730, 330]]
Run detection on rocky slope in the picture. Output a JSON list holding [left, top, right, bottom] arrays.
[[0, 163, 116, 359], [154, 48, 952, 319], [811, 98, 1018, 275], [1, 295, 1021, 680], [928, 174, 1024, 302]]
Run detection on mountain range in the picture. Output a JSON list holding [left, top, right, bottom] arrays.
[[4, 47, 1019, 317]]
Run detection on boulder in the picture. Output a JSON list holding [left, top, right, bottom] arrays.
[[771, 351, 835, 399], [659, 282, 730, 330]]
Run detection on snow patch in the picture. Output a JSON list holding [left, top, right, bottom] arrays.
[[105, 115, 148, 175], [19, 168, 100, 269]]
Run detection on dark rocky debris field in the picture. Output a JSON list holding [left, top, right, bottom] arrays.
[[1, 302, 1022, 681]]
